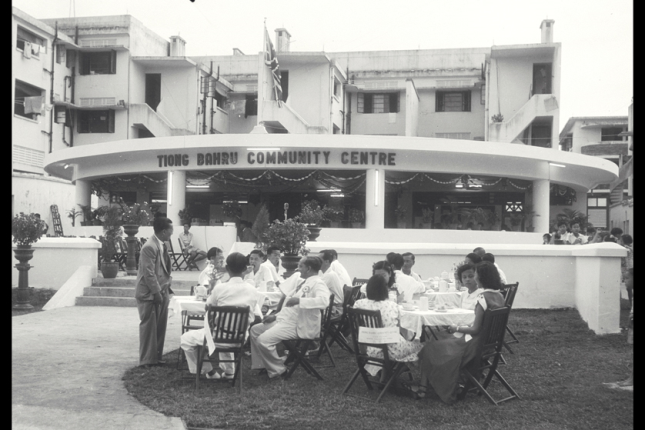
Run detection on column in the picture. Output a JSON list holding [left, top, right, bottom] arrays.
[[166, 170, 186, 227], [365, 168, 385, 230], [75, 179, 91, 222], [532, 179, 550, 233]]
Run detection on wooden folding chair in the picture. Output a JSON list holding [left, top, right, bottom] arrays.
[[500, 283, 520, 354], [176, 306, 206, 370], [342, 307, 411, 403], [325, 285, 362, 354], [115, 237, 128, 271], [195, 305, 250, 393], [311, 294, 338, 367], [352, 277, 369, 287], [457, 306, 520, 405], [165, 239, 188, 271], [281, 294, 335, 379], [177, 237, 199, 271]]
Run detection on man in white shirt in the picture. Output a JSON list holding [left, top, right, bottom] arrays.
[[180, 252, 258, 379], [318, 250, 345, 319], [261, 245, 285, 285], [326, 249, 352, 287], [197, 247, 228, 290], [178, 223, 207, 268], [568, 223, 588, 245], [249, 256, 330, 379], [550, 222, 573, 244], [401, 252, 422, 281], [388, 253, 425, 302], [244, 249, 275, 291]]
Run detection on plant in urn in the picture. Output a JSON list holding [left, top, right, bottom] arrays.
[[12, 212, 47, 311]]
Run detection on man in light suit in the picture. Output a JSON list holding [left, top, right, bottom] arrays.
[[135, 217, 174, 366], [249, 256, 330, 379]]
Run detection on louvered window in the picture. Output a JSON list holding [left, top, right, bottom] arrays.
[[77, 110, 115, 133], [79, 51, 116, 75], [436, 91, 471, 112], [357, 92, 399, 113]]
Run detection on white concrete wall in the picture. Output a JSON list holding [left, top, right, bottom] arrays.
[[286, 62, 330, 129], [417, 87, 485, 139], [351, 90, 406, 136], [11, 238, 100, 289], [306, 242, 626, 334], [570, 121, 603, 153], [608, 201, 633, 237], [152, 67, 199, 132], [12, 173, 78, 235], [318, 228, 545, 244]]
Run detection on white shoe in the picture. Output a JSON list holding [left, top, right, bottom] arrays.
[[206, 371, 234, 380]]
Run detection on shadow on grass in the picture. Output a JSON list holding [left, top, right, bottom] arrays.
[[123, 308, 633, 430]]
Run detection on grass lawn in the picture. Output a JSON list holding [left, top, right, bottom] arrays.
[[123, 307, 633, 430], [11, 288, 58, 317]]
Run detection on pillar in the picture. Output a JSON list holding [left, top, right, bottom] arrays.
[[75, 179, 91, 222], [532, 179, 550, 233], [365, 169, 385, 230], [166, 170, 186, 227]]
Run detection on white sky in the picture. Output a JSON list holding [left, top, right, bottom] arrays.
[[13, 0, 633, 128]]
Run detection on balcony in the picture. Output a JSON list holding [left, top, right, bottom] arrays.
[[581, 143, 628, 157]]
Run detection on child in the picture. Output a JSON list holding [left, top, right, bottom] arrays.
[[458, 263, 483, 310], [542, 233, 552, 245]]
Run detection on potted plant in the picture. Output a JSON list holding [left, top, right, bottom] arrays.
[[491, 113, 504, 123], [222, 201, 243, 222], [100, 205, 123, 279], [66, 206, 84, 227], [119, 199, 154, 275], [322, 205, 344, 228], [178, 206, 193, 225], [12, 212, 47, 311], [349, 208, 365, 228], [394, 204, 408, 229], [78, 204, 93, 226], [421, 207, 433, 229], [296, 200, 325, 241], [262, 218, 310, 278]]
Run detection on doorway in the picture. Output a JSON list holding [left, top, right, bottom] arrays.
[[532, 63, 552, 95], [145, 74, 161, 111]]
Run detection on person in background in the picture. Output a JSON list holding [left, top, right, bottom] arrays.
[[318, 250, 345, 319], [249, 256, 330, 379], [550, 222, 571, 244], [326, 249, 352, 287], [603, 268, 633, 391], [604, 235, 618, 243], [244, 249, 275, 291], [464, 252, 482, 265], [353, 275, 423, 380], [543, 233, 552, 245], [361, 260, 397, 300], [198, 247, 227, 292], [401, 252, 422, 281], [178, 223, 208, 268], [457, 263, 483, 310], [34, 213, 48, 236], [261, 245, 283, 286], [472, 247, 486, 258], [387, 253, 425, 302], [620, 234, 633, 304], [590, 229, 609, 243], [567, 222, 588, 245], [482, 253, 507, 285], [416, 261, 506, 403], [180, 252, 258, 379], [610, 227, 624, 243]]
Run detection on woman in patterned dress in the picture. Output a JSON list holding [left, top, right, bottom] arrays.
[[353, 275, 423, 377]]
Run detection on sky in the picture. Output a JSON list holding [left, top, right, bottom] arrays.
[[13, 0, 633, 128]]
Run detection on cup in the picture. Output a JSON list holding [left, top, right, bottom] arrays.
[[419, 296, 429, 311]]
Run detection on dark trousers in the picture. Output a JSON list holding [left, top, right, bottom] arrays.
[[136, 292, 170, 365]]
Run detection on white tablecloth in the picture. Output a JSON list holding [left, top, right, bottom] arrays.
[[169, 296, 207, 317], [400, 307, 475, 336], [423, 291, 462, 308]]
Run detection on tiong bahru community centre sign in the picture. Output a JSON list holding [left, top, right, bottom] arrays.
[[156, 149, 397, 169]]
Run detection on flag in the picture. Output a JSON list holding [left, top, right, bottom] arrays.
[[264, 26, 282, 103]]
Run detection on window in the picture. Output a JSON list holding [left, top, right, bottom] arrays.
[[56, 45, 66, 64], [66, 50, 76, 68], [357, 92, 399, 113], [16, 26, 46, 56], [79, 51, 116, 75], [214, 91, 227, 109], [333, 78, 341, 98], [436, 91, 471, 112], [77, 110, 115, 133], [601, 127, 624, 142], [14, 80, 44, 120], [244, 95, 257, 117]]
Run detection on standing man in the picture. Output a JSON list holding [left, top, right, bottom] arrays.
[[135, 217, 174, 367], [250, 256, 330, 379]]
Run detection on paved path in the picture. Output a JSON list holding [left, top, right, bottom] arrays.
[[12, 306, 186, 429]]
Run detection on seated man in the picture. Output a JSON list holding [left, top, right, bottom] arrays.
[[482, 253, 507, 285], [318, 250, 344, 319], [387, 253, 425, 301], [249, 256, 330, 379], [197, 247, 229, 292], [178, 223, 207, 268], [180, 252, 258, 379], [567, 222, 588, 245], [401, 252, 422, 281], [325, 249, 352, 287], [261, 245, 284, 286], [244, 249, 276, 291]]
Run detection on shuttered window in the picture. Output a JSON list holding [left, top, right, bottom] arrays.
[[77, 110, 115, 133], [357, 92, 399, 113], [79, 51, 117, 75], [436, 91, 471, 112]]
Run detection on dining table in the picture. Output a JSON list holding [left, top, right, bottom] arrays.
[[399, 306, 476, 338]]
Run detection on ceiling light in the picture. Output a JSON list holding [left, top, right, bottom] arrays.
[[63, 164, 69, 169], [330, 194, 345, 198], [186, 185, 210, 189], [549, 163, 566, 168], [455, 184, 464, 188], [317, 189, 341, 192]]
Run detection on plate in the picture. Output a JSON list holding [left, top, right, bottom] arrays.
[[435, 309, 447, 313]]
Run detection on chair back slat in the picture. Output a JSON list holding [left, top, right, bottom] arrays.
[[177, 237, 186, 252], [319, 294, 335, 337], [478, 307, 511, 353], [347, 307, 388, 358], [207, 305, 250, 345], [502, 283, 519, 308]]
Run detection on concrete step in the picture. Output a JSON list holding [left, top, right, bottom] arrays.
[[75, 296, 138, 307], [83, 286, 193, 298], [92, 277, 197, 289]]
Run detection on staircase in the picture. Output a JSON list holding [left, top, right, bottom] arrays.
[[489, 94, 558, 143], [76, 276, 196, 307]]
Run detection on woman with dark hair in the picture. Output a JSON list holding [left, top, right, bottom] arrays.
[[464, 252, 482, 265], [360, 260, 399, 301], [416, 261, 505, 403], [353, 275, 423, 377]]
